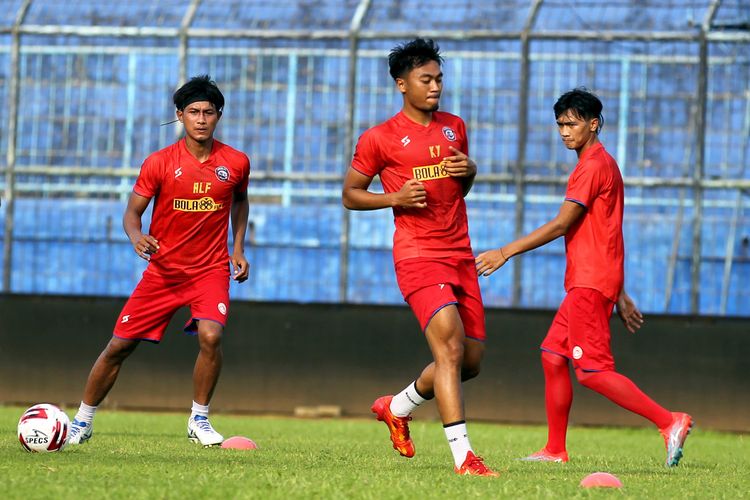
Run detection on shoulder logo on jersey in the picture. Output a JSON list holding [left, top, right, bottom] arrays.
[[401, 135, 411, 147], [412, 161, 449, 181], [442, 126, 457, 142], [215, 166, 230, 182], [174, 167, 183, 179]]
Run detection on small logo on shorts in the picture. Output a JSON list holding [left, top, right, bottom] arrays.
[[121, 315, 130, 323], [572, 346, 583, 360], [218, 303, 227, 315], [438, 283, 445, 290]]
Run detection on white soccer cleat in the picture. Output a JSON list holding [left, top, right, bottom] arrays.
[[67, 418, 93, 445], [187, 415, 224, 447]]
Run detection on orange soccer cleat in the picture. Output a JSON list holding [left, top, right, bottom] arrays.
[[519, 447, 569, 463], [454, 451, 500, 477], [370, 395, 415, 458], [660, 412, 693, 467]]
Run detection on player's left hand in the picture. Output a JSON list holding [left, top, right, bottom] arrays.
[[475, 248, 508, 277], [442, 146, 477, 178], [231, 252, 250, 283], [616, 290, 644, 333]]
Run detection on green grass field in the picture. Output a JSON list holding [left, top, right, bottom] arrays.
[[1, 406, 747, 499]]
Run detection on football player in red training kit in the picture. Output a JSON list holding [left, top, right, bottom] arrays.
[[475, 88, 692, 467], [342, 39, 498, 477], [68, 75, 250, 447]]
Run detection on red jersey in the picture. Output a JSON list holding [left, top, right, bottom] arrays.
[[351, 111, 473, 262], [563, 142, 624, 302], [133, 138, 250, 279]]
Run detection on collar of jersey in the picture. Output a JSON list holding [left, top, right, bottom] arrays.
[[396, 110, 440, 132]]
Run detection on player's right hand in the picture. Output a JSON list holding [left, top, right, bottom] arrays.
[[133, 234, 159, 261], [616, 290, 644, 333], [392, 179, 427, 208], [475, 248, 508, 277]]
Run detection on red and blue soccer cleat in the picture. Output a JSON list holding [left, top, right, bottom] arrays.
[[371, 395, 415, 458], [660, 412, 693, 467], [455, 451, 500, 477]]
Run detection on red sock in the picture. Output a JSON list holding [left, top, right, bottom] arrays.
[[576, 369, 672, 429], [541, 351, 572, 454]]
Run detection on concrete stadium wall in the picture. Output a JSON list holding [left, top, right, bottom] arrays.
[[1, 294, 747, 432]]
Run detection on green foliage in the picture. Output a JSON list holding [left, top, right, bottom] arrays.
[[1, 406, 747, 499]]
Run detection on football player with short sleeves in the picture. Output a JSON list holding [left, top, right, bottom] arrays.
[[343, 39, 498, 477], [476, 88, 693, 467], [67, 75, 250, 447]]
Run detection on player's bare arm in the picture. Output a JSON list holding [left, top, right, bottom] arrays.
[[343, 167, 427, 210], [616, 288, 644, 333], [230, 189, 250, 283], [475, 200, 585, 277], [123, 192, 159, 261], [442, 146, 477, 196]]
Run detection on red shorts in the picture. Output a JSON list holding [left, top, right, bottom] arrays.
[[113, 267, 230, 343], [541, 287, 615, 371], [396, 256, 486, 341]]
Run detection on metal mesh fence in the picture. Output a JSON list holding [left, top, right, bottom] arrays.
[[0, 0, 748, 316]]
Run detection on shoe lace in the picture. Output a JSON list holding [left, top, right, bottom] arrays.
[[465, 454, 491, 473], [70, 420, 86, 436], [393, 415, 412, 439], [193, 417, 214, 433]]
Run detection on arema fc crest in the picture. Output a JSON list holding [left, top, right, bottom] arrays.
[[215, 166, 230, 182], [442, 126, 456, 142]]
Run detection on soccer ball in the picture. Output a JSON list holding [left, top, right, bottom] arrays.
[[17, 403, 70, 452]]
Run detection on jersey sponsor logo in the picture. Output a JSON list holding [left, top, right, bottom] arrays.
[[401, 135, 411, 147], [218, 302, 227, 315], [442, 126, 457, 142], [412, 162, 449, 181], [215, 166, 230, 182], [121, 315, 130, 323], [174, 167, 183, 179], [572, 346, 583, 359], [173, 197, 224, 212]]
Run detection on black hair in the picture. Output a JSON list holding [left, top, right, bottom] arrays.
[[388, 38, 443, 80], [173, 74, 224, 113], [553, 88, 604, 134]]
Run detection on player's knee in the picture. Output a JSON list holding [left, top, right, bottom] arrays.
[[542, 350, 568, 368], [460, 340, 484, 381], [198, 328, 223, 351], [575, 368, 599, 388], [461, 362, 481, 381], [103, 338, 138, 363], [436, 339, 464, 367]]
